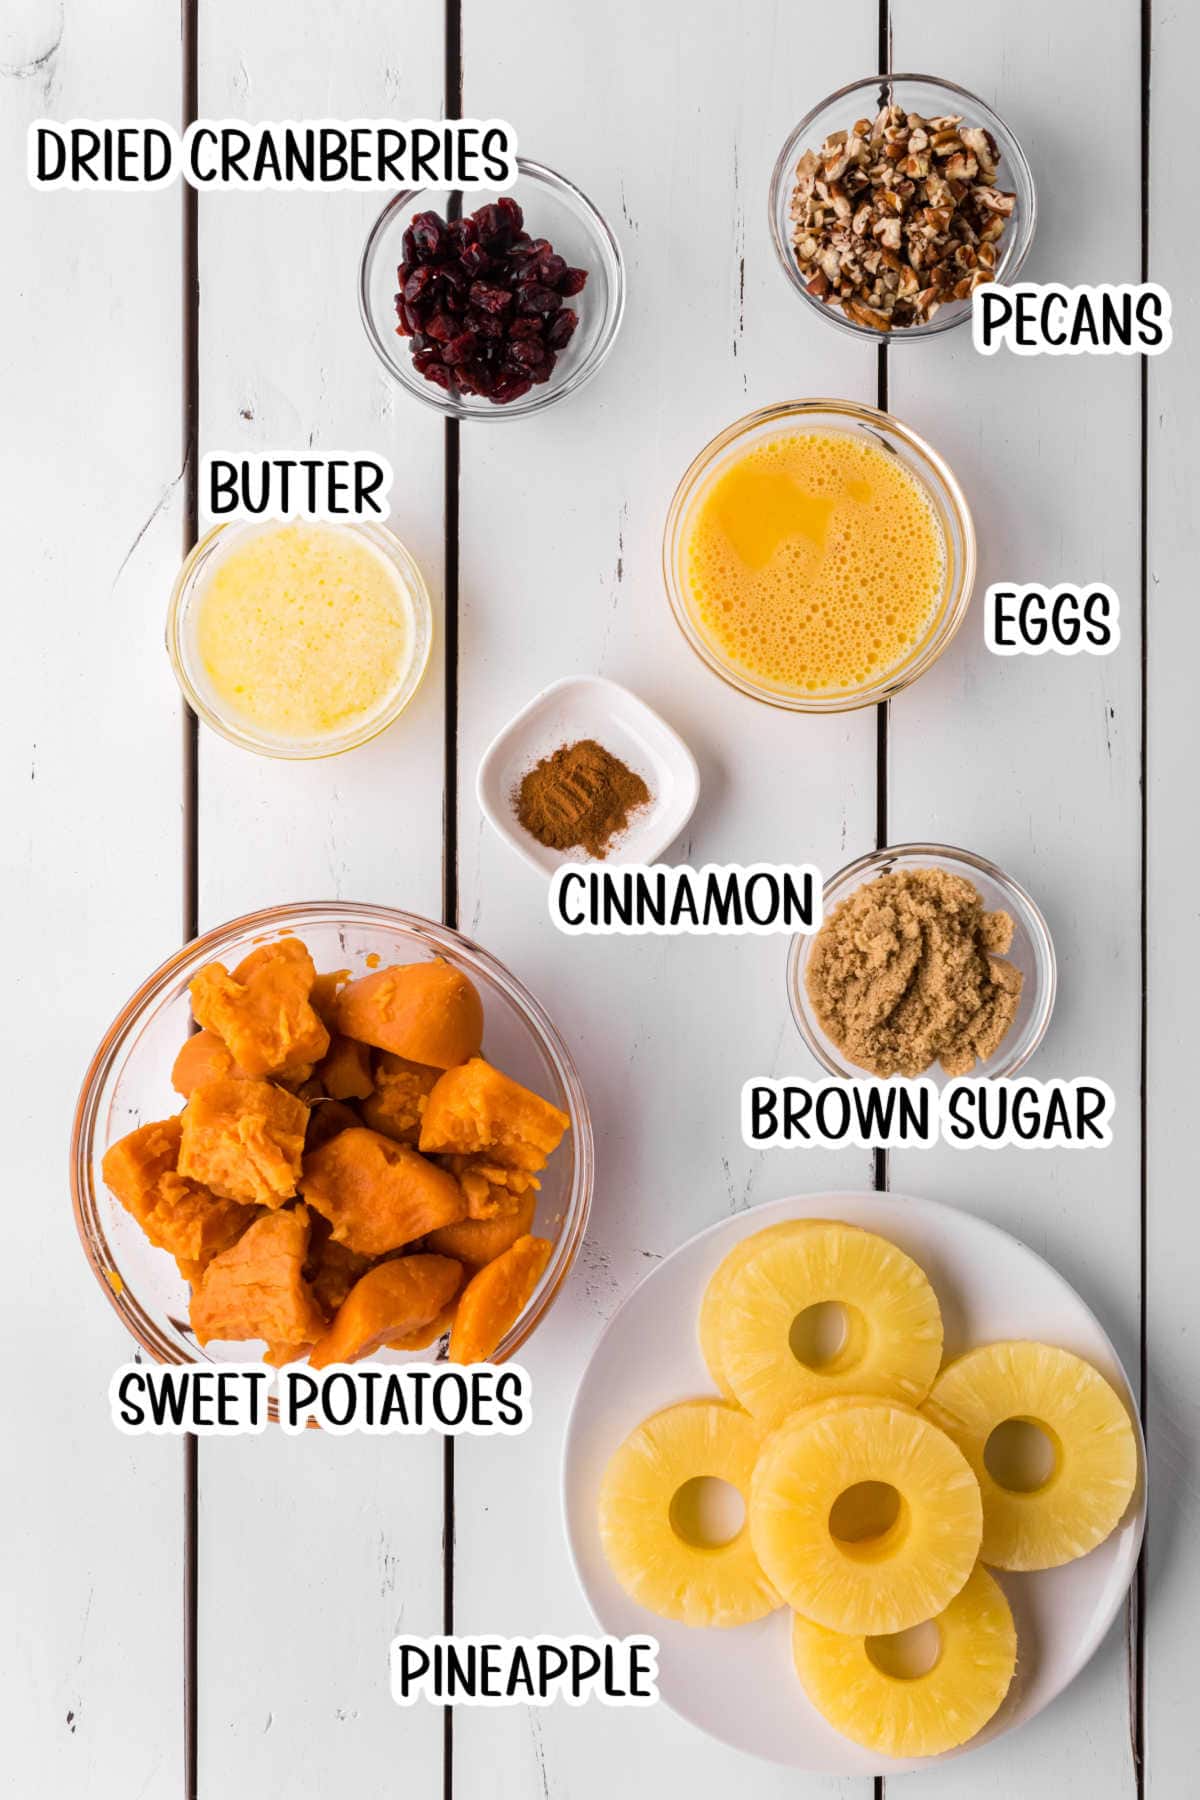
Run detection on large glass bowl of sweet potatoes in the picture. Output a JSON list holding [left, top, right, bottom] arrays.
[[72, 902, 593, 1372]]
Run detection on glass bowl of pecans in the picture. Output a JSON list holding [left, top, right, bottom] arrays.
[[769, 74, 1036, 341], [359, 158, 625, 419]]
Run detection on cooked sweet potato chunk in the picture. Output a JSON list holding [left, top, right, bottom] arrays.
[[334, 960, 483, 1068], [304, 1097, 362, 1153], [437, 1154, 540, 1221], [387, 1299, 459, 1352], [419, 1058, 569, 1173], [303, 1212, 371, 1315], [102, 1117, 256, 1281], [171, 1030, 238, 1098], [178, 1078, 308, 1208], [360, 1052, 440, 1145], [426, 1187, 537, 1269], [190, 1204, 326, 1353], [318, 1035, 374, 1101], [263, 1340, 314, 1367], [102, 1116, 183, 1209], [309, 1255, 463, 1368], [190, 938, 329, 1079], [300, 1127, 465, 1257], [310, 968, 350, 1031], [448, 1235, 552, 1364]]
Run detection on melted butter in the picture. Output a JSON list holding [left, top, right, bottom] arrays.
[[195, 522, 414, 743]]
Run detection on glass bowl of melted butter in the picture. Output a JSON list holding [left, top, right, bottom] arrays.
[[167, 519, 433, 758], [663, 399, 975, 712]]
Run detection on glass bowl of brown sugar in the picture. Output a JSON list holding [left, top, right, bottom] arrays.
[[787, 843, 1057, 1081], [476, 675, 700, 875]]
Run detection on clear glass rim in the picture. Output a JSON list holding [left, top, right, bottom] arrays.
[[71, 901, 595, 1381], [787, 841, 1058, 1078], [165, 519, 434, 760], [358, 156, 627, 421], [662, 398, 977, 712], [768, 71, 1038, 342]]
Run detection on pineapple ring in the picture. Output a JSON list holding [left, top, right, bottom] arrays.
[[718, 1222, 943, 1427], [922, 1341, 1139, 1571], [699, 1220, 826, 1399], [598, 1399, 781, 1629], [749, 1399, 981, 1634], [791, 1564, 1017, 1758]]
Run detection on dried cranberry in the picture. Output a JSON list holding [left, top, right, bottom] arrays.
[[401, 227, 418, 265], [497, 195, 524, 233], [509, 317, 544, 341], [472, 202, 509, 248], [403, 264, 439, 304], [517, 283, 562, 318], [422, 360, 453, 391], [558, 267, 589, 297], [529, 352, 557, 385], [425, 312, 456, 342], [447, 216, 477, 253], [490, 375, 534, 403], [546, 308, 579, 349], [411, 209, 447, 261], [442, 331, 478, 366], [469, 280, 513, 315], [530, 252, 567, 287], [460, 242, 492, 277], [469, 308, 505, 339], [507, 338, 544, 370]]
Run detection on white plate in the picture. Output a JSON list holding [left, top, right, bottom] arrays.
[[562, 1191, 1146, 1774], [476, 674, 700, 875]]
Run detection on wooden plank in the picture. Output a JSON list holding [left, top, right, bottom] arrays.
[[1, 1, 186, 1794], [452, 2, 879, 1793], [885, 2, 1144, 1794], [1143, 3, 1198, 1793], [193, 4, 447, 1792]]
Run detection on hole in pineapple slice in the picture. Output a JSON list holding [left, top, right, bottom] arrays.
[[669, 1476, 746, 1549], [828, 1480, 908, 1560], [788, 1300, 866, 1372], [865, 1618, 943, 1682], [984, 1416, 1061, 1493]]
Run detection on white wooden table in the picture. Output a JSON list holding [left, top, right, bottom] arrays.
[[5, 1, 1195, 1794]]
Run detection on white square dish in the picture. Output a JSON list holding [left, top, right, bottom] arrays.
[[476, 675, 700, 876]]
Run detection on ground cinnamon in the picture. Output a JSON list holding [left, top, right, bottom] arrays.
[[515, 739, 650, 859]]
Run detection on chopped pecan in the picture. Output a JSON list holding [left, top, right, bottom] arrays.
[[787, 99, 1017, 329]]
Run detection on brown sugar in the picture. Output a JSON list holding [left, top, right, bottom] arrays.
[[516, 739, 650, 859], [805, 866, 1023, 1078]]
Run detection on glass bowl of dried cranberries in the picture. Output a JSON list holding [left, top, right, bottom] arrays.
[[359, 159, 625, 418]]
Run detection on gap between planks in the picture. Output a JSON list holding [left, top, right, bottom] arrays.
[[181, 2, 201, 1797], [442, 8, 463, 1800]]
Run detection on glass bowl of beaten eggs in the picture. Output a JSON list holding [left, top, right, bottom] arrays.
[[662, 399, 975, 712], [167, 519, 433, 758]]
